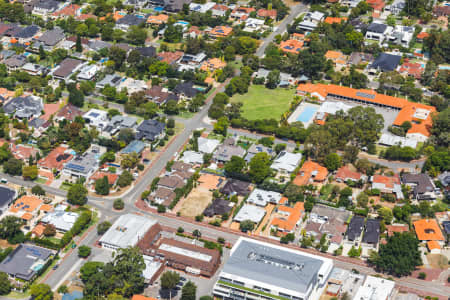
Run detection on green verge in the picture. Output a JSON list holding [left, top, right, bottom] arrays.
[[217, 280, 290, 300]]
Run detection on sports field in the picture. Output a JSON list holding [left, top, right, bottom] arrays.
[[230, 85, 294, 120]]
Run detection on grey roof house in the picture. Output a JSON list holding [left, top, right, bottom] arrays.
[[371, 53, 401, 72], [401, 173, 436, 200], [0, 244, 53, 281], [36, 27, 65, 47], [3, 95, 44, 119], [104, 115, 138, 136], [4, 54, 27, 71], [346, 215, 365, 242], [115, 14, 147, 30], [362, 219, 380, 247], [213, 144, 246, 163], [136, 119, 165, 141], [52, 58, 83, 80], [173, 81, 199, 99], [244, 144, 274, 162]]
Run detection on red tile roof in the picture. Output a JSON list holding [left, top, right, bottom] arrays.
[[293, 161, 328, 186], [271, 202, 304, 232], [38, 145, 73, 171], [257, 8, 277, 18], [91, 171, 119, 185], [413, 219, 445, 241], [372, 174, 400, 189], [335, 165, 362, 182]]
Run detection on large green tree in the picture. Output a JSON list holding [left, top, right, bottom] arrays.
[[30, 284, 53, 300], [0, 272, 11, 295], [181, 281, 197, 300], [67, 184, 88, 205], [248, 152, 272, 183], [371, 232, 422, 276], [0, 216, 23, 240]]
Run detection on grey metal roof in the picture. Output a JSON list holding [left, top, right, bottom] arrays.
[[3, 95, 43, 119], [346, 215, 364, 241], [367, 22, 388, 34], [15, 25, 39, 39], [362, 219, 380, 244], [223, 239, 323, 294], [37, 27, 65, 46], [0, 244, 53, 281], [116, 14, 147, 26], [136, 119, 165, 141], [371, 53, 401, 71]]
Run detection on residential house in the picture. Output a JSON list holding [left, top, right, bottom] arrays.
[[211, 4, 230, 17], [398, 60, 424, 79], [365, 22, 392, 44], [104, 115, 138, 136], [149, 186, 176, 206], [22, 63, 47, 76], [243, 18, 265, 32], [257, 8, 277, 19], [386, 25, 414, 47], [88, 40, 112, 52], [52, 58, 83, 80], [233, 204, 265, 224], [325, 50, 348, 69], [245, 144, 274, 163], [209, 26, 233, 38], [230, 7, 255, 21], [96, 74, 123, 89], [200, 58, 226, 73], [4, 55, 27, 71], [220, 179, 251, 197], [55, 104, 83, 122], [137, 46, 157, 58], [353, 276, 395, 300], [52, 4, 81, 19], [77, 64, 100, 81], [10, 144, 39, 162], [324, 17, 347, 24], [335, 165, 366, 183], [178, 52, 207, 72], [83, 109, 109, 131], [180, 151, 203, 165], [370, 53, 401, 72], [62, 145, 105, 180], [15, 25, 40, 43], [197, 137, 220, 154], [164, 0, 192, 12], [145, 85, 178, 106], [293, 161, 328, 186], [203, 198, 233, 217], [298, 11, 325, 31], [32, 0, 60, 18], [348, 52, 374, 66], [346, 215, 365, 243], [158, 175, 185, 191], [157, 51, 184, 66], [189, 2, 215, 13], [173, 81, 200, 99], [213, 143, 245, 163], [362, 219, 380, 250], [120, 140, 146, 156], [147, 14, 169, 25], [247, 188, 282, 207], [279, 39, 304, 54], [413, 219, 445, 249], [366, 0, 385, 13], [3, 95, 43, 120], [386, 224, 409, 237], [136, 119, 165, 141], [115, 14, 146, 31], [271, 151, 302, 175], [38, 145, 73, 172], [371, 174, 403, 199], [40, 209, 79, 232], [432, 5, 450, 17], [401, 173, 436, 201], [271, 201, 304, 233], [415, 32, 429, 43], [118, 78, 148, 94]]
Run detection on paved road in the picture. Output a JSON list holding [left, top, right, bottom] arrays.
[[255, 3, 309, 57], [358, 152, 426, 171]]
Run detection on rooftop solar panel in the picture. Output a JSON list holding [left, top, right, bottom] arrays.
[[356, 91, 375, 99]]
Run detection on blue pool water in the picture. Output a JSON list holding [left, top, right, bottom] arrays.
[[297, 106, 318, 123], [32, 263, 44, 271], [154, 6, 164, 11]]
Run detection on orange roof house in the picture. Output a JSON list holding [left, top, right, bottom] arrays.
[[386, 224, 409, 237], [271, 201, 304, 232], [279, 39, 304, 54], [427, 240, 441, 253], [291, 33, 305, 41], [41, 103, 61, 121], [296, 83, 436, 139], [293, 161, 328, 186], [157, 51, 184, 65], [257, 8, 277, 19], [413, 219, 445, 241], [90, 171, 119, 185], [39, 204, 54, 213], [132, 296, 158, 300], [210, 26, 233, 38], [416, 31, 429, 42], [10, 195, 43, 213], [10, 144, 39, 161], [335, 165, 364, 182], [147, 14, 168, 25], [324, 17, 347, 24], [200, 58, 226, 72], [52, 4, 81, 18], [38, 145, 73, 171], [0, 88, 16, 101], [366, 0, 385, 11], [398, 61, 424, 79], [21, 212, 33, 221], [325, 50, 348, 66], [76, 13, 97, 21], [32, 224, 45, 237]]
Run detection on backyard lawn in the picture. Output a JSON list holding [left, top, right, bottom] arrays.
[[230, 85, 294, 120]]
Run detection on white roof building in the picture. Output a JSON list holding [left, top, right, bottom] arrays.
[[233, 204, 266, 223], [118, 78, 148, 94], [271, 151, 302, 174], [378, 133, 418, 148], [247, 188, 282, 207], [40, 211, 79, 232], [99, 214, 158, 250], [83, 109, 108, 130], [353, 276, 395, 300], [77, 64, 100, 81], [198, 137, 221, 154], [318, 101, 353, 115], [180, 150, 204, 165]]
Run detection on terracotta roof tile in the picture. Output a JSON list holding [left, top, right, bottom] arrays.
[[293, 161, 328, 186], [413, 219, 445, 241]]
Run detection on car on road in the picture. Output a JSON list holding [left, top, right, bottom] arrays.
[[53, 264, 59, 270], [0, 178, 7, 183]]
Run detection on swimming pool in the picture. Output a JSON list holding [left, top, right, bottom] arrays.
[[32, 263, 44, 272], [154, 6, 164, 12], [297, 106, 318, 123]]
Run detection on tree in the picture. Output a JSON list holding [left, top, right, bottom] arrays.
[[43, 224, 56, 237], [23, 165, 38, 180], [75, 35, 82, 52], [181, 281, 197, 300], [4, 158, 22, 176], [57, 285, 68, 294], [121, 152, 139, 169], [249, 152, 272, 183], [32, 185, 46, 196], [378, 207, 393, 224], [224, 156, 246, 175], [127, 26, 147, 45], [266, 70, 280, 89], [97, 221, 112, 235], [0, 272, 11, 295], [78, 245, 92, 258], [117, 170, 133, 187], [324, 153, 342, 171], [80, 261, 104, 281], [160, 271, 180, 296], [95, 176, 110, 195], [68, 89, 84, 107], [118, 128, 135, 144], [113, 198, 124, 210], [213, 117, 229, 136], [30, 284, 53, 300], [0, 216, 23, 240], [239, 220, 255, 233], [372, 232, 422, 276], [356, 192, 369, 208], [67, 184, 88, 205]]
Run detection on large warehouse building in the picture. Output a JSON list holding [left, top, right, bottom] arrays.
[[213, 237, 333, 300]]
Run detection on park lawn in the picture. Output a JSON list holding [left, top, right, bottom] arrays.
[[231, 85, 294, 120]]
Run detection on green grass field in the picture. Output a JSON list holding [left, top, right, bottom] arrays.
[[230, 85, 294, 120]]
